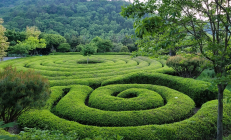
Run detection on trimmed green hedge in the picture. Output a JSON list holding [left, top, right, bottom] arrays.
[[89, 88, 164, 111], [101, 72, 227, 107], [18, 85, 231, 139], [1, 55, 231, 139], [51, 85, 194, 126]]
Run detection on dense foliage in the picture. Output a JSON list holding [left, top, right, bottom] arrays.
[[57, 43, 70, 52], [0, 66, 50, 124], [0, 0, 135, 41], [166, 54, 209, 79]]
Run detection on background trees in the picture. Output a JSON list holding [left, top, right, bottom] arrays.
[[0, 0, 138, 55], [57, 43, 70, 52], [41, 34, 66, 54], [4, 30, 26, 46], [91, 36, 113, 53], [0, 0, 135, 42], [8, 26, 46, 55]]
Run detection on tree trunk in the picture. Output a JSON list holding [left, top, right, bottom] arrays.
[[217, 84, 224, 140]]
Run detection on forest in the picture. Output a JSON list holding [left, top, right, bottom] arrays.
[[0, 0, 135, 40], [0, 0, 137, 55]]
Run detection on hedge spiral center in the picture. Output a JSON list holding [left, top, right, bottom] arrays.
[[89, 88, 164, 111], [52, 84, 195, 127]]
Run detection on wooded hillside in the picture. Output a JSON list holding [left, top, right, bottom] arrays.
[[0, 0, 134, 41]]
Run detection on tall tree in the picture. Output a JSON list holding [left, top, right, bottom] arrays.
[[0, 19, 9, 61], [121, 0, 231, 139]]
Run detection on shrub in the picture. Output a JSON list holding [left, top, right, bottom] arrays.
[[57, 43, 71, 52], [18, 127, 78, 140], [0, 121, 18, 140], [120, 46, 130, 52], [18, 127, 124, 140], [0, 66, 50, 125], [166, 54, 209, 78]]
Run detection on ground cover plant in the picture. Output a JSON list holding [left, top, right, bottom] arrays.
[[0, 55, 231, 140]]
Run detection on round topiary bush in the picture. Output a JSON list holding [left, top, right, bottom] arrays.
[[166, 54, 209, 78]]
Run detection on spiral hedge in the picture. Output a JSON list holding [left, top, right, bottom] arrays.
[[0, 55, 231, 140]]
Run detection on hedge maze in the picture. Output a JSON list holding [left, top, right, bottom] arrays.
[[1, 55, 231, 140]]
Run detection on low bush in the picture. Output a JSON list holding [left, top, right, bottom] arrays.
[[166, 54, 209, 78], [0, 66, 50, 124], [120, 46, 130, 52], [0, 121, 18, 140], [18, 127, 78, 140], [18, 127, 124, 140]]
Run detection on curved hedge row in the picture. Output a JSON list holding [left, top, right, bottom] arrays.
[[18, 85, 231, 140], [52, 85, 194, 126], [0, 55, 167, 88], [89, 87, 164, 111], [102, 72, 229, 107]]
